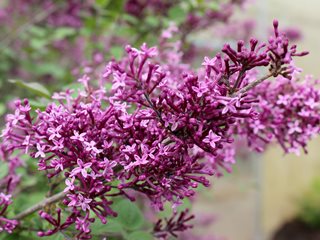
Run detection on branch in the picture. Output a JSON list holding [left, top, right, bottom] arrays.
[[143, 93, 164, 124], [13, 191, 67, 220], [231, 69, 246, 94], [231, 72, 274, 97]]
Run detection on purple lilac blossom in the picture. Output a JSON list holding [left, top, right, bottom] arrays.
[[0, 21, 314, 238], [236, 75, 320, 154]]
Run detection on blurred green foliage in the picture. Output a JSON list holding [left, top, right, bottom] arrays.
[[0, 0, 226, 124], [298, 178, 320, 228], [0, 0, 223, 86]]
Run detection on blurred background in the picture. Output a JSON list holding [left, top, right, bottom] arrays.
[[1, 1, 320, 240], [198, 1, 320, 240]]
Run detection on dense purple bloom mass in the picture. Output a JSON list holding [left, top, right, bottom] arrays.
[[0, 21, 318, 239], [236, 75, 320, 154]]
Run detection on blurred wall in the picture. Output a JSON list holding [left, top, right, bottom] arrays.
[[262, 139, 320, 238]]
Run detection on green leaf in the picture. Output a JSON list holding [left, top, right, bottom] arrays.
[[43, 232, 66, 240], [110, 46, 123, 60], [105, 82, 113, 91], [34, 63, 66, 79], [126, 231, 154, 240], [122, 14, 139, 25], [3, 231, 66, 240], [158, 198, 192, 219], [61, 83, 85, 98], [106, 0, 125, 13], [96, 0, 111, 7], [11, 192, 45, 214], [168, 6, 187, 24], [0, 163, 8, 179], [0, 233, 30, 240], [30, 38, 48, 49], [0, 103, 6, 116], [28, 26, 47, 37], [52, 27, 76, 40], [112, 199, 144, 230], [187, 0, 200, 8], [91, 218, 124, 235], [28, 99, 48, 111], [145, 16, 159, 28], [9, 79, 51, 98], [207, 2, 219, 11]]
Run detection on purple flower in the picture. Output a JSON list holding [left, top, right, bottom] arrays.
[[134, 154, 149, 165], [221, 99, 237, 114], [70, 131, 86, 142], [125, 154, 149, 170], [251, 120, 265, 134], [122, 144, 136, 154], [67, 194, 78, 207], [192, 82, 208, 98], [35, 143, 46, 158], [7, 110, 25, 126], [51, 138, 64, 151], [277, 95, 290, 105], [77, 194, 92, 211], [112, 72, 127, 90], [22, 135, 31, 153], [140, 43, 158, 57], [203, 130, 221, 149], [75, 217, 90, 233], [70, 159, 92, 178], [100, 158, 117, 180], [202, 56, 217, 68], [0, 19, 312, 239], [84, 141, 102, 154], [237, 75, 320, 154], [305, 98, 318, 109], [0, 193, 12, 205], [288, 121, 302, 135], [48, 125, 62, 140], [64, 178, 75, 192]]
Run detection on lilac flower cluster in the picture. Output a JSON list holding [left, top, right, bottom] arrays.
[[0, 21, 315, 238], [215, 20, 308, 96], [1, 94, 121, 238], [102, 41, 260, 200], [267, 21, 308, 79], [236, 75, 320, 154]]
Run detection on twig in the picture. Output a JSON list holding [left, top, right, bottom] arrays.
[[232, 72, 274, 97], [143, 93, 163, 123], [13, 191, 67, 220], [231, 69, 246, 94], [60, 230, 73, 240], [16, 226, 44, 232]]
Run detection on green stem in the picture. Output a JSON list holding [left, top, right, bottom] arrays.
[[13, 191, 67, 220]]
